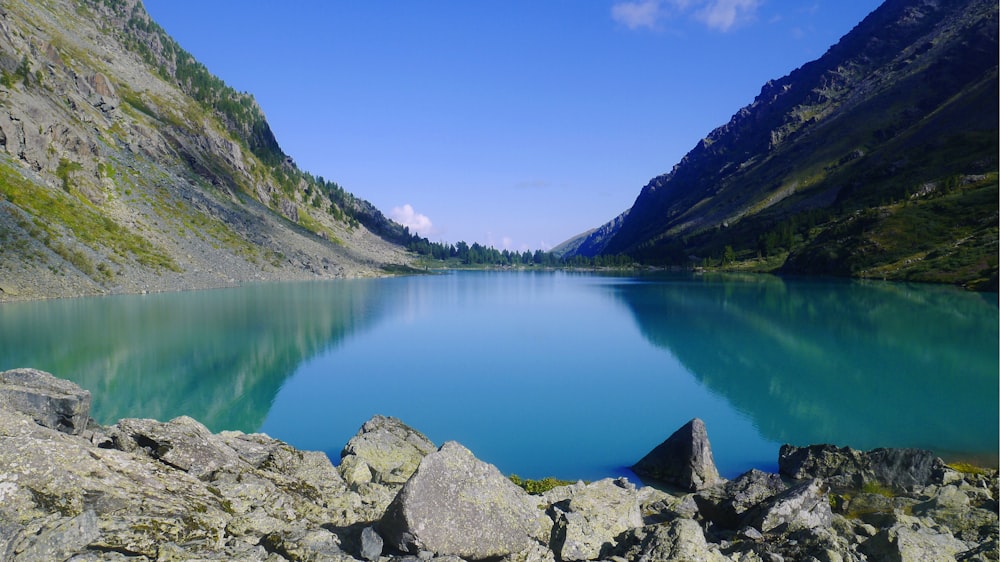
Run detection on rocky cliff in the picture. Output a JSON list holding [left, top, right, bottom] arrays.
[[0, 369, 996, 561], [0, 0, 412, 301], [566, 0, 998, 289]]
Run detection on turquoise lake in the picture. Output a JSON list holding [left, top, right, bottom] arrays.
[[1, 271, 997, 481]]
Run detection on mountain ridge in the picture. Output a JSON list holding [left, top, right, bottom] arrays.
[[565, 0, 998, 289], [0, 0, 412, 301]]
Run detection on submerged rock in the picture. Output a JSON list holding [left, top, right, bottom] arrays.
[[631, 417, 722, 491], [379, 441, 549, 560], [0, 368, 91, 435]]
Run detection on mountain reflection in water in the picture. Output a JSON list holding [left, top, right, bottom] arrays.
[[0, 280, 390, 431], [609, 273, 999, 464]]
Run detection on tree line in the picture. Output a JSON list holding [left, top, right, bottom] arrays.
[[401, 229, 635, 269]]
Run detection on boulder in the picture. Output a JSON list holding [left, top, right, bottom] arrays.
[[779, 444, 946, 491], [0, 368, 91, 435], [631, 418, 722, 491], [379, 441, 549, 560], [109, 415, 245, 480], [613, 519, 729, 562], [745, 478, 833, 534], [694, 468, 787, 529], [548, 477, 643, 561], [0, 406, 231, 555], [860, 514, 970, 562], [340, 415, 436, 486], [360, 526, 383, 561]]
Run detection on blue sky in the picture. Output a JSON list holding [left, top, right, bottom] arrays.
[[143, 0, 883, 251]]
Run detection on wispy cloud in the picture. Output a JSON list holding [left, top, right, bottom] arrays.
[[611, 0, 761, 32], [611, 0, 662, 30], [694, 0, 761, 32], [390, 204, 434, 237]]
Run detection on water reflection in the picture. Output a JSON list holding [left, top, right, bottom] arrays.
[[0, 280, 390, 431], [610, 273, 999, 463]]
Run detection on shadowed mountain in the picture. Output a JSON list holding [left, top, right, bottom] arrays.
[[568, 0, 997, 289]]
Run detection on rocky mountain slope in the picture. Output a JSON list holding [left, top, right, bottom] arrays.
[[0, 0, 412, 301], [566, 0, 998, 289]]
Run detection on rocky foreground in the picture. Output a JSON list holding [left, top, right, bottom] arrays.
[[0, 369, 996, 561]]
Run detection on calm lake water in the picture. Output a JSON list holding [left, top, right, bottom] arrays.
[[1, 271, 996, 480]]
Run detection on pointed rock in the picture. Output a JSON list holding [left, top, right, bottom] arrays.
[[631, 418, 722, 491]]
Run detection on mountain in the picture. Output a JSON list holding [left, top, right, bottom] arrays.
[[0, 0, 412, 301], [565, 0, 998, 290], [548, 209, 629, 259]]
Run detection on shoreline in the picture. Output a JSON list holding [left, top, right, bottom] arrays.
[[0, 368, 996, 561]]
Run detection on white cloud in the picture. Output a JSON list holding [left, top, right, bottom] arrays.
[[611, 0, 761, 32], [390, 204, 434, 237], [694, 0, 761, 32], [611, 0, 662, 30]]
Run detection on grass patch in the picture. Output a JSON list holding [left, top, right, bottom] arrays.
[[860, 480, 895, 497], [0, 161, 181, 275], [947, 462, 994, 476], [509, 474, 575, 495]]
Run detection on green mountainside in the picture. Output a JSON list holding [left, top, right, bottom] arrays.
[[567, 0, 998, 290], [0, 0, 412, 301]]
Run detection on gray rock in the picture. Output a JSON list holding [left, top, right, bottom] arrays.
[[340, 415, 437, 486], [913, 485, 999, 542], [632, 418, 722, 491], [360, 526, 383, 561], [0, 368, 91, 435], [746, 479, 833, 534], [7, 510, 99, 561], [613, 519, 729, 561], [260, 528, 350, 562], [109, 415, 245, 479], [379, 441, 549, 560], [779, 444, 946, 491], [860, 514, 970, 562], [549, 477, 642, 561], [694, 468, 787, 529]]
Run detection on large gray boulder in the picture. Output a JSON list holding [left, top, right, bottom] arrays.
[[379, 441, 549, 560], [745, 478, 833, 534], [693, 468, 787, 529], [779, 444, 947, 491], [0, 368, 91, 435], [340, 415, 437, 486], [548, 478, 643, 561], [631, 418, 722, 491], [613, 519, 729, 562], [109, 415, 245, 480], [860, 513, 970, 562]]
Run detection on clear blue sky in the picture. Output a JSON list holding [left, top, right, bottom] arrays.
[[143, 0, 883, 251]]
